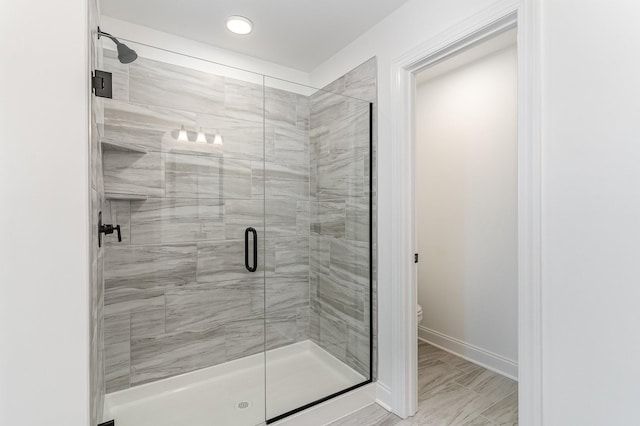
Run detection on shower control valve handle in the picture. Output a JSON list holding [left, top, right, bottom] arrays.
[[98, 211, 122, 247], [99, 223, 121, 242]]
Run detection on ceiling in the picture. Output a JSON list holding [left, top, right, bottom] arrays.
[[100, 0, 410, 72]]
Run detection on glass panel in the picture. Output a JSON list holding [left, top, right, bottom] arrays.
[[98, 41, 266, 426], [263, 77, 372, 421]]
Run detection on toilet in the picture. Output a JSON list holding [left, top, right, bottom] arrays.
[[417, 304, 423, 324]]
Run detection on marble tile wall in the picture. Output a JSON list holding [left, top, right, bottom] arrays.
[[99, 51, 376, 393], [308, 58, 377, 378], [100, 52, 311, 391]]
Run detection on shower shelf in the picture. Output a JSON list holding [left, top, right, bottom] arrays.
[[105, 192, 148, 201], [101, 139, 148, 154]]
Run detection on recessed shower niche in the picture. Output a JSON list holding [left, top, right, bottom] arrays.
[[92, 37, 376, 425]]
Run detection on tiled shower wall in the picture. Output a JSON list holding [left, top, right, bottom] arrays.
[[89, 0, 105, 423], [99, 50, 377, 393], [100, 51, 312, 392], [308, 58, 377, 378]]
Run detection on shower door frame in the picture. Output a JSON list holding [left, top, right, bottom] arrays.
[[265, 102, 375, 424]]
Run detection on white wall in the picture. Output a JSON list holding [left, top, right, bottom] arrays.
[[541, 1, 640, 424], [0, 1, 90, 425], [415, 42, 518, 370]]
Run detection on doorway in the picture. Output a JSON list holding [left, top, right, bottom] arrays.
[[387, 2, 542, 422], [413, 28, 518, 424]]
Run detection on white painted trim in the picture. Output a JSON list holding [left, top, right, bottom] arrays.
[[273, 383, 376, 426], [515, 2, 543, 425], [418, 327, 518, 380], [375, 381, 393, 412], [389, 0, 542, 423]]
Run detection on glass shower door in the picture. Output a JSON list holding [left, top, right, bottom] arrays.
[[100, 45, 267, 426], [263, 78, 372, 421]]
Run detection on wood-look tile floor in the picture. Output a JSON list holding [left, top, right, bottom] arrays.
[[329, 341, 518, 426]]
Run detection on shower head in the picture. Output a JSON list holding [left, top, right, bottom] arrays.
[[97, 27, 138, 64], [115, 42, 138, 64]]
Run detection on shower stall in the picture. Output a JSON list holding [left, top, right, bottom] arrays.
[[91, 36, 374, 425]]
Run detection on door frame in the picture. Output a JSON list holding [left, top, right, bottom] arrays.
[[388, 0, 542, 423]]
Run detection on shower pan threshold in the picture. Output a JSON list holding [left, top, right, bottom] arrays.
[[103, 340, 366, 426]]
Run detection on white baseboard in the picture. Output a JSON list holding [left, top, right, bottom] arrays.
[[273, 383, 376, 426], [375, 381, 392, 411], [418, 326, 518, 380]]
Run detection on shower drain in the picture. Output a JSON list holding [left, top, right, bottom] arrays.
[[236, 401, 252, 410]]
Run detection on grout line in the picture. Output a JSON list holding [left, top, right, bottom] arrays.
[[162, 287, 167, 335], [478, 415, 498, 425], [127, 311, 132, 389]]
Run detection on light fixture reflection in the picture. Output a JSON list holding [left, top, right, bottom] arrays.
[[177, 125, 189, 142], [196, 128, 207, 144], [213, 131, 223, 145]]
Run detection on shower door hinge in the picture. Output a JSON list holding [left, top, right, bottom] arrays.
[[414, 253, 419, 263], [92, 69, 113, 98]]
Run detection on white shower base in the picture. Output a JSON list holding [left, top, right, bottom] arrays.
[[104, 340, 366, 426]]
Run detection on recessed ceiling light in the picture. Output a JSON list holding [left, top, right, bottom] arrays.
[[226, 16, 253, 35]]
